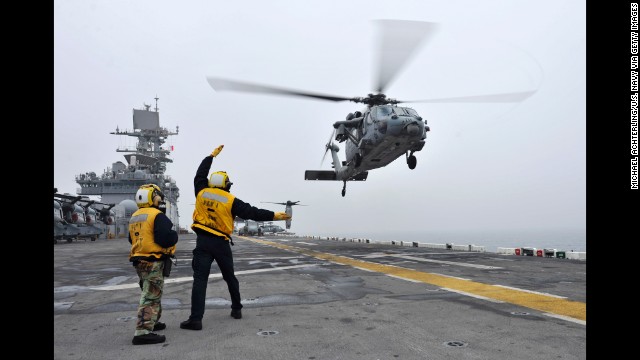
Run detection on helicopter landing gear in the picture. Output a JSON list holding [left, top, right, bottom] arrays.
[[406, 151, 417, 169], [342, 181, 347, 197]]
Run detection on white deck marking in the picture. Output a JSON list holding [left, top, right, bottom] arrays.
[[387, 274, 422, 283], [388, 254, 503, 269], [88, 264, 316, 291]]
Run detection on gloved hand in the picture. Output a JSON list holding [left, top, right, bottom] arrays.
[[273, 212, 291, 221], [211, 145, 224, 158]]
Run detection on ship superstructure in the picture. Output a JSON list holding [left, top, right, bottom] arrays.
[[75, 98, 180, 235]]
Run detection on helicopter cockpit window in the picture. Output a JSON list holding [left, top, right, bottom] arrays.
[[405, 108, 419, 117], [394, 107, 415, 116], [366, 112, 373, 125], [376, 105, 393, 119]]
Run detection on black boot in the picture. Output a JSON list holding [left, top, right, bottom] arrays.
[[180, 318, 202, 330], [230, 309, 242, 319], [132, 333, 166, 345], [153, 322, 166, 331]]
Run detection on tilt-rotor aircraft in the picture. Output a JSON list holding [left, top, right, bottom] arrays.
[[261, 200, 307, 230]]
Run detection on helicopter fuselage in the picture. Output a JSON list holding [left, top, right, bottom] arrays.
[[260, 223, 285, 234], [336, 105, 428, 175], [306, 104, 429, 195]]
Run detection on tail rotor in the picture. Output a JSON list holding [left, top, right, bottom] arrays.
[[321, 129, 337, 167]]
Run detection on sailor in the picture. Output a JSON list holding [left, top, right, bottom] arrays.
[[128, 184, 178, 345], [180, 145, 291, 330]]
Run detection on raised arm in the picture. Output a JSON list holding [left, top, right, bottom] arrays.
[[194, 145, 224, 197]]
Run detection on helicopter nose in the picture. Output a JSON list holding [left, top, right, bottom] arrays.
[[406, 123, 421, 136]]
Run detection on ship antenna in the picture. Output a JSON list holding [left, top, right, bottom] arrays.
[[154, 95, 159, 112]]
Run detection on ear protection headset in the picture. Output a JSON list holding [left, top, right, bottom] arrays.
[[208, 171, 233, 190], [135, 184, 165, 208]]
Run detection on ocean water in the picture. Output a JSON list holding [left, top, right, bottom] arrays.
[[315, 228, 586, 254]]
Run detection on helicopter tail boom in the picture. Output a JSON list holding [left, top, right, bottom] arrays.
[[304, 170, 368, 181]]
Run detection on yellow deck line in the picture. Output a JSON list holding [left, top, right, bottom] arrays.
[[245, 237, 586, 322]]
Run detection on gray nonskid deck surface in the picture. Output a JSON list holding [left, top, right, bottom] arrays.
[[54, 233, 586, 360]]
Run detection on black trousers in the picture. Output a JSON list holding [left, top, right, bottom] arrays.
[[188, 234, 242, 321]]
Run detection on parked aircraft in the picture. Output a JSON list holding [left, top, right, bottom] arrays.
[[260, 222, 285, 234], [54, 191, 114, 243], [235, 218, 262, 236]]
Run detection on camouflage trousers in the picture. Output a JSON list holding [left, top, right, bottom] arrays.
[[133, 260, 165, 336]]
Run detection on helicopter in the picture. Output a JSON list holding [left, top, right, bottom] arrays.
[[54, 193, 92, 242], [53, 191, 115, 243], [235, 218, 263, 236], [261, 200, 307, 230], [206, 19, 537, 196], [259, 222, 286, 234], [93, 203, 116, 226], [54, 198, 75, 244]]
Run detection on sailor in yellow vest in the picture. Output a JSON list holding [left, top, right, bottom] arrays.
[[180, 145, 291, 331], [128, 184, 178, 345]]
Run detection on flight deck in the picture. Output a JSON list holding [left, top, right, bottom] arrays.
[[54, 233, 586, 360]]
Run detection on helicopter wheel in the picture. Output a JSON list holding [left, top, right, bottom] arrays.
[[355, 153, 362, 167], [407, 154, 417, 169]]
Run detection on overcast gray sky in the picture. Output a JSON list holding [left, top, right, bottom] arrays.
[[54, 0, 586, 238]]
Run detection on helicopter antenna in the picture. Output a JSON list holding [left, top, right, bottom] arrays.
[[154, 95, 159, 112]]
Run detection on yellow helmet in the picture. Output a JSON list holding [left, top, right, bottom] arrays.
[[135, 184, 165, 208], [208, 171, 233, 190]]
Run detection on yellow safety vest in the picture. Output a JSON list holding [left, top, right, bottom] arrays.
[[129, 207, 176, 260], [191, 187, 235, 240]]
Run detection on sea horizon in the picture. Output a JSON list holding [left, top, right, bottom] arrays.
[[310, 227, 586, 254]]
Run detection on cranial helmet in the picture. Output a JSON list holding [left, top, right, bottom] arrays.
[[135, 184, 165, 208], [208, 171, 233, 190]]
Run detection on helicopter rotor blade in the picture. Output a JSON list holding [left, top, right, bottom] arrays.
[[374, 20, 439, 94], [399, 90, 537, 104], [207, 77, 356, 103], [321, 129, 336, 166], [321, 146, 330, 167]]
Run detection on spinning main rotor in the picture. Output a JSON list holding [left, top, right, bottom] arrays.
[[207, 19, 536, 108]]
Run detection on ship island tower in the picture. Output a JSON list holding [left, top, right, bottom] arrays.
[[75, 97, 180, 236]]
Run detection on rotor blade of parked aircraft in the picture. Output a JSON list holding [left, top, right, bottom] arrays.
[[206, 77, 355, 102], [262, 201, 309, 206], [373, 20, 439, 94]]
